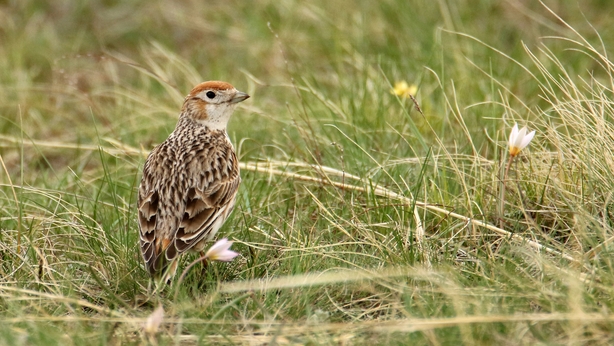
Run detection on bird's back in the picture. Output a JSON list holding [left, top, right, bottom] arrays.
[[138, 120, 240, 277]]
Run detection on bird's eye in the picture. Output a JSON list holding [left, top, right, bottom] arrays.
[[206, 91, 216, 99]]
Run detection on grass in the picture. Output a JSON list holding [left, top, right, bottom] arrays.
[[2, 0, 614, 344]]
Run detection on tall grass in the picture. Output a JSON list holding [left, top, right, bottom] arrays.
[[2, 0, 614, 344]]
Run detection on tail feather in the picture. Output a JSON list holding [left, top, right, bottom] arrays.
[[148, 255, 179, 283]]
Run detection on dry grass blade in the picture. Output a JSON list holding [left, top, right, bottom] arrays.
[[241, 161, 587, 271], [0, 154, 21, 252], [219, 265, 431, 293], [0, 285, 123, 316], [0, 133, 587, 270]]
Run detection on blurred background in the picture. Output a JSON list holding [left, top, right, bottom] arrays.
[[1, 0, 612, 172]]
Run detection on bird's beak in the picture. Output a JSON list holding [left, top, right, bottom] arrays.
[[230, 91, 250, 104]]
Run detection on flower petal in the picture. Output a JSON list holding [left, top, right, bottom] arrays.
[[519, 130, 535, 149], [391, 81, 416, 98], [515, 126, 529, 147], [214, 249, 239, 262], [509, 124, 519, 147], [144, 304, 164, 335], [206, 238, 230, 254], [205, 238, 239, 262]]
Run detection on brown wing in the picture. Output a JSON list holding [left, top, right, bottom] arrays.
[[138, 189, 159, 268], [173, 175, 241, 253], [138, 156, 167, 276], [137, 145, 240, 277]]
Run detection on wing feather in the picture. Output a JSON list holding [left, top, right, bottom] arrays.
[[137, 136, 240, 278], [174, 175, 240, 251]]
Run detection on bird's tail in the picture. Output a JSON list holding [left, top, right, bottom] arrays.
[[149, 257, 179, 284]]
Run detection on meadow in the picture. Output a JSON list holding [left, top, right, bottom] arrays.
[[2, 0, 614, 344]]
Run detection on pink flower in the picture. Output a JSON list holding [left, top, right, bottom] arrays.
[[205, 238, 239, 262]]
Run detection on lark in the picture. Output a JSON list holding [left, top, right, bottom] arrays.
[[137, 81, 249, 280]]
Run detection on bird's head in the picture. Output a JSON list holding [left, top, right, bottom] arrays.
[[181, 81, 250, 130]]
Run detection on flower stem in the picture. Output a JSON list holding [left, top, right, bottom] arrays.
[[499, 155, 515, 229], [173, 254, 209, 301]]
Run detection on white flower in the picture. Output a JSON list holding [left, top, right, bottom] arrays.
[[205, 238, 239, 262], [143, 304, 164, 335], [508, 123, 535, 157]]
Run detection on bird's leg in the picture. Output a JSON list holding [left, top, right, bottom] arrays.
[[199, 251, 209, 275]]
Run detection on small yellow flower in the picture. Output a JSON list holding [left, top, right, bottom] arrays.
[[391, 81, 418, 98], [205, 238, 239, 262], [508, 123, 535, 157]]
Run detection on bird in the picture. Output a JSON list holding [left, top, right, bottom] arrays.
[[137, 81, 249, 281]]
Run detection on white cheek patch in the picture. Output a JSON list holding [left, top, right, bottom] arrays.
[[197, 103, 237, 130]]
